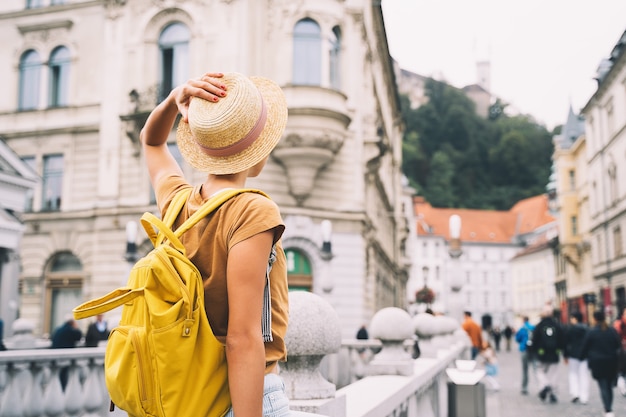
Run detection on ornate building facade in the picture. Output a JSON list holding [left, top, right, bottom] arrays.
[[0, 0, 408, 338], [583, 29, 626, 319]]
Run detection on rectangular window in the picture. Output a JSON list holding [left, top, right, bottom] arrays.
[[614, 226, 623, 258], [569, 170, 575, 191], [26, 0, 43, 8], [22, 156, 36, 212], [571, 216, 578, 236], [42, 154, 63, 211]]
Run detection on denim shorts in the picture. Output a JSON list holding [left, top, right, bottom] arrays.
[[224, 373, 290, 417]]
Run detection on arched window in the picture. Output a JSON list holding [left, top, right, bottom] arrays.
[[45, 252, 83, 334], [18, 50, 41, 110], [48, 46, 71, 107], [158, 22, 190, 101], [293, 18, 321, 86], [329, 26, 341, 90], [285, 248, 312, 291]]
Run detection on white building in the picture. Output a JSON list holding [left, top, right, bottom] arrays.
[[0, 0, 408, 338], [411, 195, 555, 328], [509, 225, 558, 324], [583, 29, 626, 319]]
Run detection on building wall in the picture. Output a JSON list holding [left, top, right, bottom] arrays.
[[510, 246, 556, 323], [0, 0, 407, 338], [584, 33, 626, 318]]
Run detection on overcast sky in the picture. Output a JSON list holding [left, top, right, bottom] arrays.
[[381, 0, 626, 130]]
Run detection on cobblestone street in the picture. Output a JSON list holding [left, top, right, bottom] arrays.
[[485, 347, 625, 417]]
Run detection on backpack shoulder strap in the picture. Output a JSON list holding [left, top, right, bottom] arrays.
[[143, 188, 193, 248], [173, 188, 269, 238], [162, 188, 194, 228]]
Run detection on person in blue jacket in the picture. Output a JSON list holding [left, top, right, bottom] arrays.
[[515, 316, 535, 395]]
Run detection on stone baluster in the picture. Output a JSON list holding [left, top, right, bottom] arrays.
[[23, 362, 45, 416], [43, 364, 65, 417], [65, 362, 84, 417], [366, 307, 414, 376], [82, 359, 104, 417], [280, 291, 345, 417], [0, 362, 30, 417]]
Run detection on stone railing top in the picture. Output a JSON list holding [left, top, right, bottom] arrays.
[[412, 313, 459, 338], [369, 307, 413, 341], [284, 291, 341, 356]]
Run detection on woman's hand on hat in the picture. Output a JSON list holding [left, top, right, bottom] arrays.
[[174, 72, 228, 122]]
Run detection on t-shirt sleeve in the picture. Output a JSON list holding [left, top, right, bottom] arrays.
[[226, 194, 285, 249]]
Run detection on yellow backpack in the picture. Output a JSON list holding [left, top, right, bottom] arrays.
[[73, 188, 269, 417]]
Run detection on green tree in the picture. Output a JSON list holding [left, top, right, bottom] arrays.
[[400, 78, 553, 210], [423, 150, 456, 207]]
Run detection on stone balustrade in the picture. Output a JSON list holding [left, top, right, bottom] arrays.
[[0, 295, 469, 417]]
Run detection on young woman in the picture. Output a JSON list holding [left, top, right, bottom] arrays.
[[581, 310, 621, 417], [140, 72, 290, 417]]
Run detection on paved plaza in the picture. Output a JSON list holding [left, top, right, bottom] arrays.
[[484, 346, 626, 417]]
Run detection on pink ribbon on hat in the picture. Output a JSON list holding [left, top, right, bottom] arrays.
[[196, 97, 268, 158]]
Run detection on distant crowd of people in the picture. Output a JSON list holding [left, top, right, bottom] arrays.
[[459, 305, 625, 417]]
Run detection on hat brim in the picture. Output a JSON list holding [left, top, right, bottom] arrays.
[[176, 75, 288, 174]]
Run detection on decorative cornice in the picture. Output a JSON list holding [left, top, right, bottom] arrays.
[[18, 20, 73, 34]]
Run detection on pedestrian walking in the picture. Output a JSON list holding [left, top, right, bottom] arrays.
[[531, 304, 565, 403], [504, 324, 513, 352], [479, 341, 500, 391], [582, 310, 621, 417], [515, 316, 535, 395], [613, 307, 626, 396], [491, 326, 502, 352], [564, 311, 589, 404], [462, 311, 483, 360]]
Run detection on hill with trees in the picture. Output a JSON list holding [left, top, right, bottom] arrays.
[[400, 78, 556, 210]]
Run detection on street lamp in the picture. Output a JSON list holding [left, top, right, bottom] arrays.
[[321, 219, 332, 256], [320, 219, 334, 292], [125, 220, 139, 263]]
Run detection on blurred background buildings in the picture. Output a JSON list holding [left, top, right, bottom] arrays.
[[0, 0, 625, 341]]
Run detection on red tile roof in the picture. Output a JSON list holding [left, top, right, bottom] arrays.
[[414, 194, 555, 243]]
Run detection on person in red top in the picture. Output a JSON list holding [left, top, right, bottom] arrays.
[[613, 307, 626, 396], [462, 311, 484, 359]]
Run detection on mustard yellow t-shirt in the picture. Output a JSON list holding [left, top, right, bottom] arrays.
[[155, 175, 288, 368]]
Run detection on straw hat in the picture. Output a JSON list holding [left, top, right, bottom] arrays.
[[176, 72, 287, 174]]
